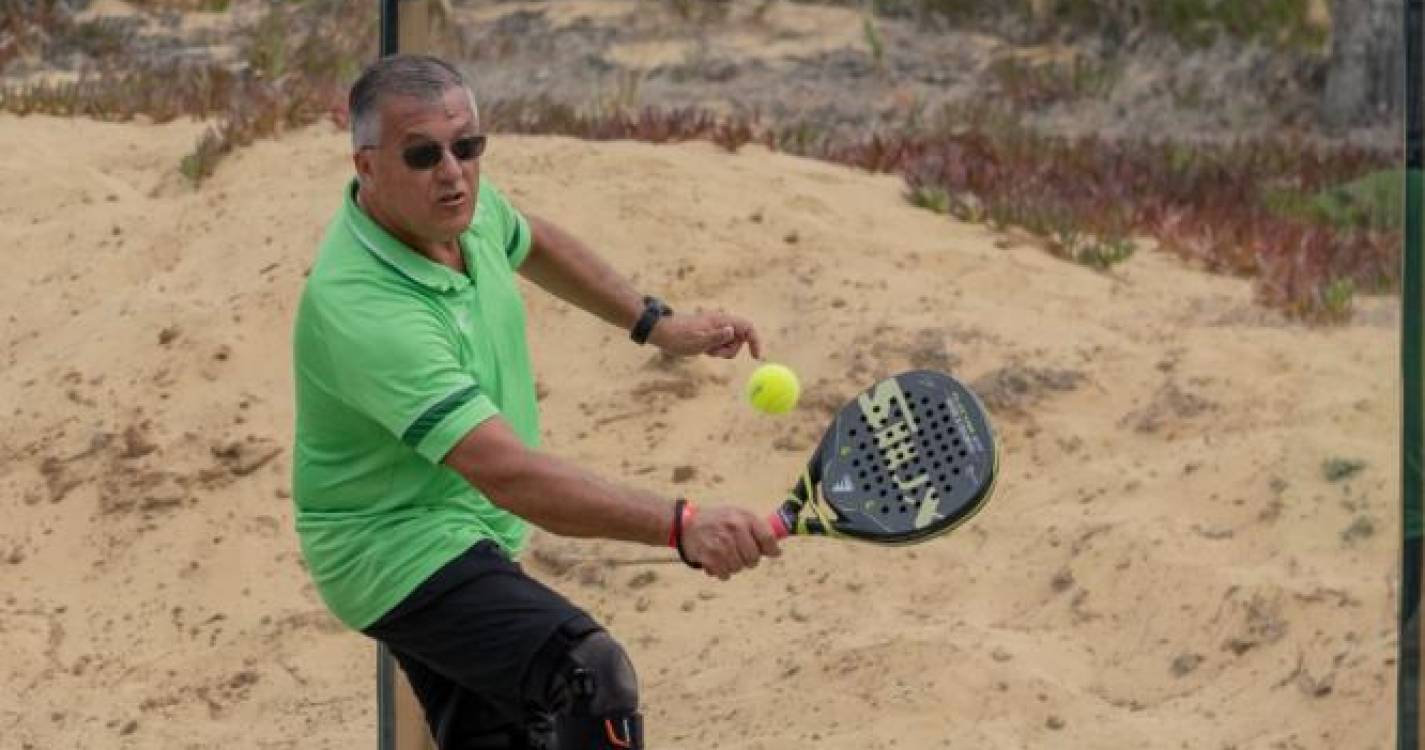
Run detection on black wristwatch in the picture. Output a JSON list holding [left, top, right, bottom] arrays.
[[630, 295, 672, 345]]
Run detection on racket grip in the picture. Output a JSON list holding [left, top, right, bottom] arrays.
[[768, 511, 790, 539]]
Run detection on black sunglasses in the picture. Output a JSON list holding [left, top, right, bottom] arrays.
[[397, 134, 488, 170]]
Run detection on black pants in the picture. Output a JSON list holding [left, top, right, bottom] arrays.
[[364, 540, 600, 749]]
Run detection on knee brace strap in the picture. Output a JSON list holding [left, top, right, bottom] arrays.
[[563, 631, 639, 715]]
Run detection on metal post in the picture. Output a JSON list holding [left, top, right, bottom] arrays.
[[380, 0, 399, 57], [381, 0, 431, 59], [1402, 1, 1423, 748], [376, 642, 398, 750], [375, 0, 436, 745]]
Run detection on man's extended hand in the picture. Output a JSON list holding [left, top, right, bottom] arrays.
[[648, 310, 762, 360], [681, 505, 781, 580]]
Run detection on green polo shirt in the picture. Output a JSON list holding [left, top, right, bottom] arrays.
[[291, 177, 537, 630]]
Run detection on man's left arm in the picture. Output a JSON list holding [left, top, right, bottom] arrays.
[[519, 214, 763, 360]]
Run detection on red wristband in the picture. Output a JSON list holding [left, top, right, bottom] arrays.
[[670, 498, 701, 569]]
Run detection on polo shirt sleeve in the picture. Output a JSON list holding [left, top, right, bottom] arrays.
[[478, 180, 534, 270], [309, 289, 498, 463]]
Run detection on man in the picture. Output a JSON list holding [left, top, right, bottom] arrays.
[[291, 55, 780, 749]]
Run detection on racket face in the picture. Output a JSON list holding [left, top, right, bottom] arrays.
[[806, 370, 998, 543]]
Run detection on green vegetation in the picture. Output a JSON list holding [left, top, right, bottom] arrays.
[[660, 0, 735, 23], [907, 184, 950, 214], [1052, 228, 1137, 271], [987, 54, 1120, 110], [1268, 169, 1404, 232], [0, 0, 1397, 322], [1320, 277, 1356, 322], [816, 119, 1394, 319], [834, 0, 1328, 50], [1137, 0, 1327, 50], [1323, 457, 1368, 482], [862, 11, 886, 73], [2, 0, 377, 183]]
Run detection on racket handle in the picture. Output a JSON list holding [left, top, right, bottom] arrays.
[[768, 511, 790, 540]]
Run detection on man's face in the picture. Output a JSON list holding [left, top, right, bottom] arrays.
[[355, 86, 482, 248]]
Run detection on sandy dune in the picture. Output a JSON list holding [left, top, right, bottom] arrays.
[[0, 113, 1399, 749]]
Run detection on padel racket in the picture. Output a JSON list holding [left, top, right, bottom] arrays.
[[768, 369, 999, 544]]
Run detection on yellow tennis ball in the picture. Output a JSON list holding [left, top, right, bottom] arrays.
[[746, 363, 800, 415]]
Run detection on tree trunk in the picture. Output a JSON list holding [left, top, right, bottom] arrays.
[[1321, 0, 1403, 130]]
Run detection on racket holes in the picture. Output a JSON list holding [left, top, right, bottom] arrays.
[[959, 450, 968, 457], [952, 467, 961, 475], [880, 505, 891, 514], [862, 483, 871, 492]]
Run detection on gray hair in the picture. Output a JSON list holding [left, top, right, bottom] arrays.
[[348, 55, 475, 148]]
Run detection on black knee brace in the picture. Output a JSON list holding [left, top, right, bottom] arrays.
[[544, 629, 643, 749]]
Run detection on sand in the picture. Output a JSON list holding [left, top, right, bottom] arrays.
[[0, 112, 1400, 749]]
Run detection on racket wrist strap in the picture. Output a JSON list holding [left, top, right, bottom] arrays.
[[670, 497, 700, 569]]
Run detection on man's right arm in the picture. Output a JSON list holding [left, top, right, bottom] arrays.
[[443, 417, 780, 579]]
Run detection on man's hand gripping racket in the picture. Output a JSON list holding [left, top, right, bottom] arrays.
[[768, 369, 999, 545]]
